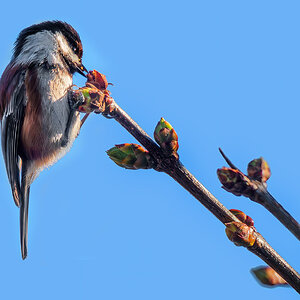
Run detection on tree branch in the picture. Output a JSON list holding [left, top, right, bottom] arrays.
[[106, 101, 300, 293]]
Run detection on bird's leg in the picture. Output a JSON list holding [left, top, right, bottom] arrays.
[[61, 90, 84, 147]]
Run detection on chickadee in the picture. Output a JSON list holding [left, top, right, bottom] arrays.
[[0, 21, 88, 259]]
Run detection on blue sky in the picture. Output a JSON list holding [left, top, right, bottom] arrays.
[[0, 0, 300, 299]]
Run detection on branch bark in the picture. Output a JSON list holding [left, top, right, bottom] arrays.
[[104, 101, 300, 292]]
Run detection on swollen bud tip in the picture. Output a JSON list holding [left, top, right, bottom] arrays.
[[217, 167, 256, 197], [229, 209, 254, 227], [225, 222, 256, 247], [87, 70, 109, 90], [247, 157, 271, 183], [154, 118, 179, 157]]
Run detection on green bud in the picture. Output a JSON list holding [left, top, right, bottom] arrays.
[[154, 118, 179, 156], [107, 143, 154, 170]]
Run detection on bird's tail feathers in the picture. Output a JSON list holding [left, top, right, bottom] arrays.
[[20, 163, 30, 260]]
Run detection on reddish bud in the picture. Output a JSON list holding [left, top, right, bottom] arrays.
[[217, 167, 256, 197], [87, 70, 109, 90], [225, 222, 256, 247], [247, 157, 271, 183], [229, 209, 254, 227]]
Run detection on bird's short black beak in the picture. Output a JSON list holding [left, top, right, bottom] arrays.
[[76, 63, 88, 77]]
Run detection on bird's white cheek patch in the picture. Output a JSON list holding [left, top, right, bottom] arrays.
[[55, 32, 79, 65]]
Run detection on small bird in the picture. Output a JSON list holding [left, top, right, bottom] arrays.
[[0, 21, 88, 259]]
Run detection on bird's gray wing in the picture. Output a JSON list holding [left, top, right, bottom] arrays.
[[0, 65, 26, 207]]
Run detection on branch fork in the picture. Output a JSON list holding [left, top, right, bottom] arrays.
[[217, 148, 300, 241]]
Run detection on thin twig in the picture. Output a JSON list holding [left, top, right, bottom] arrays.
[[80, 113, 90, 128], [219, 149, 300, 241], [218, 147, 240, 170], [253, 183, 300, 241], [104, 100, 300, 293]]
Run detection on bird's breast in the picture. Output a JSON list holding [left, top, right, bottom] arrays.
[[20, 67, 80, 169]]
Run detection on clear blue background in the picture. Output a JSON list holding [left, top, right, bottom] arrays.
[[0, 1, 299, 299]]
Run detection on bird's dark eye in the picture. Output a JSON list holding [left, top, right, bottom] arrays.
[[73, 47, 77, 53]]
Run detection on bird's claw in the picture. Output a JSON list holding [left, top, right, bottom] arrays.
[[102, 113, 115, 119], [69, 90, 85, 110]]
